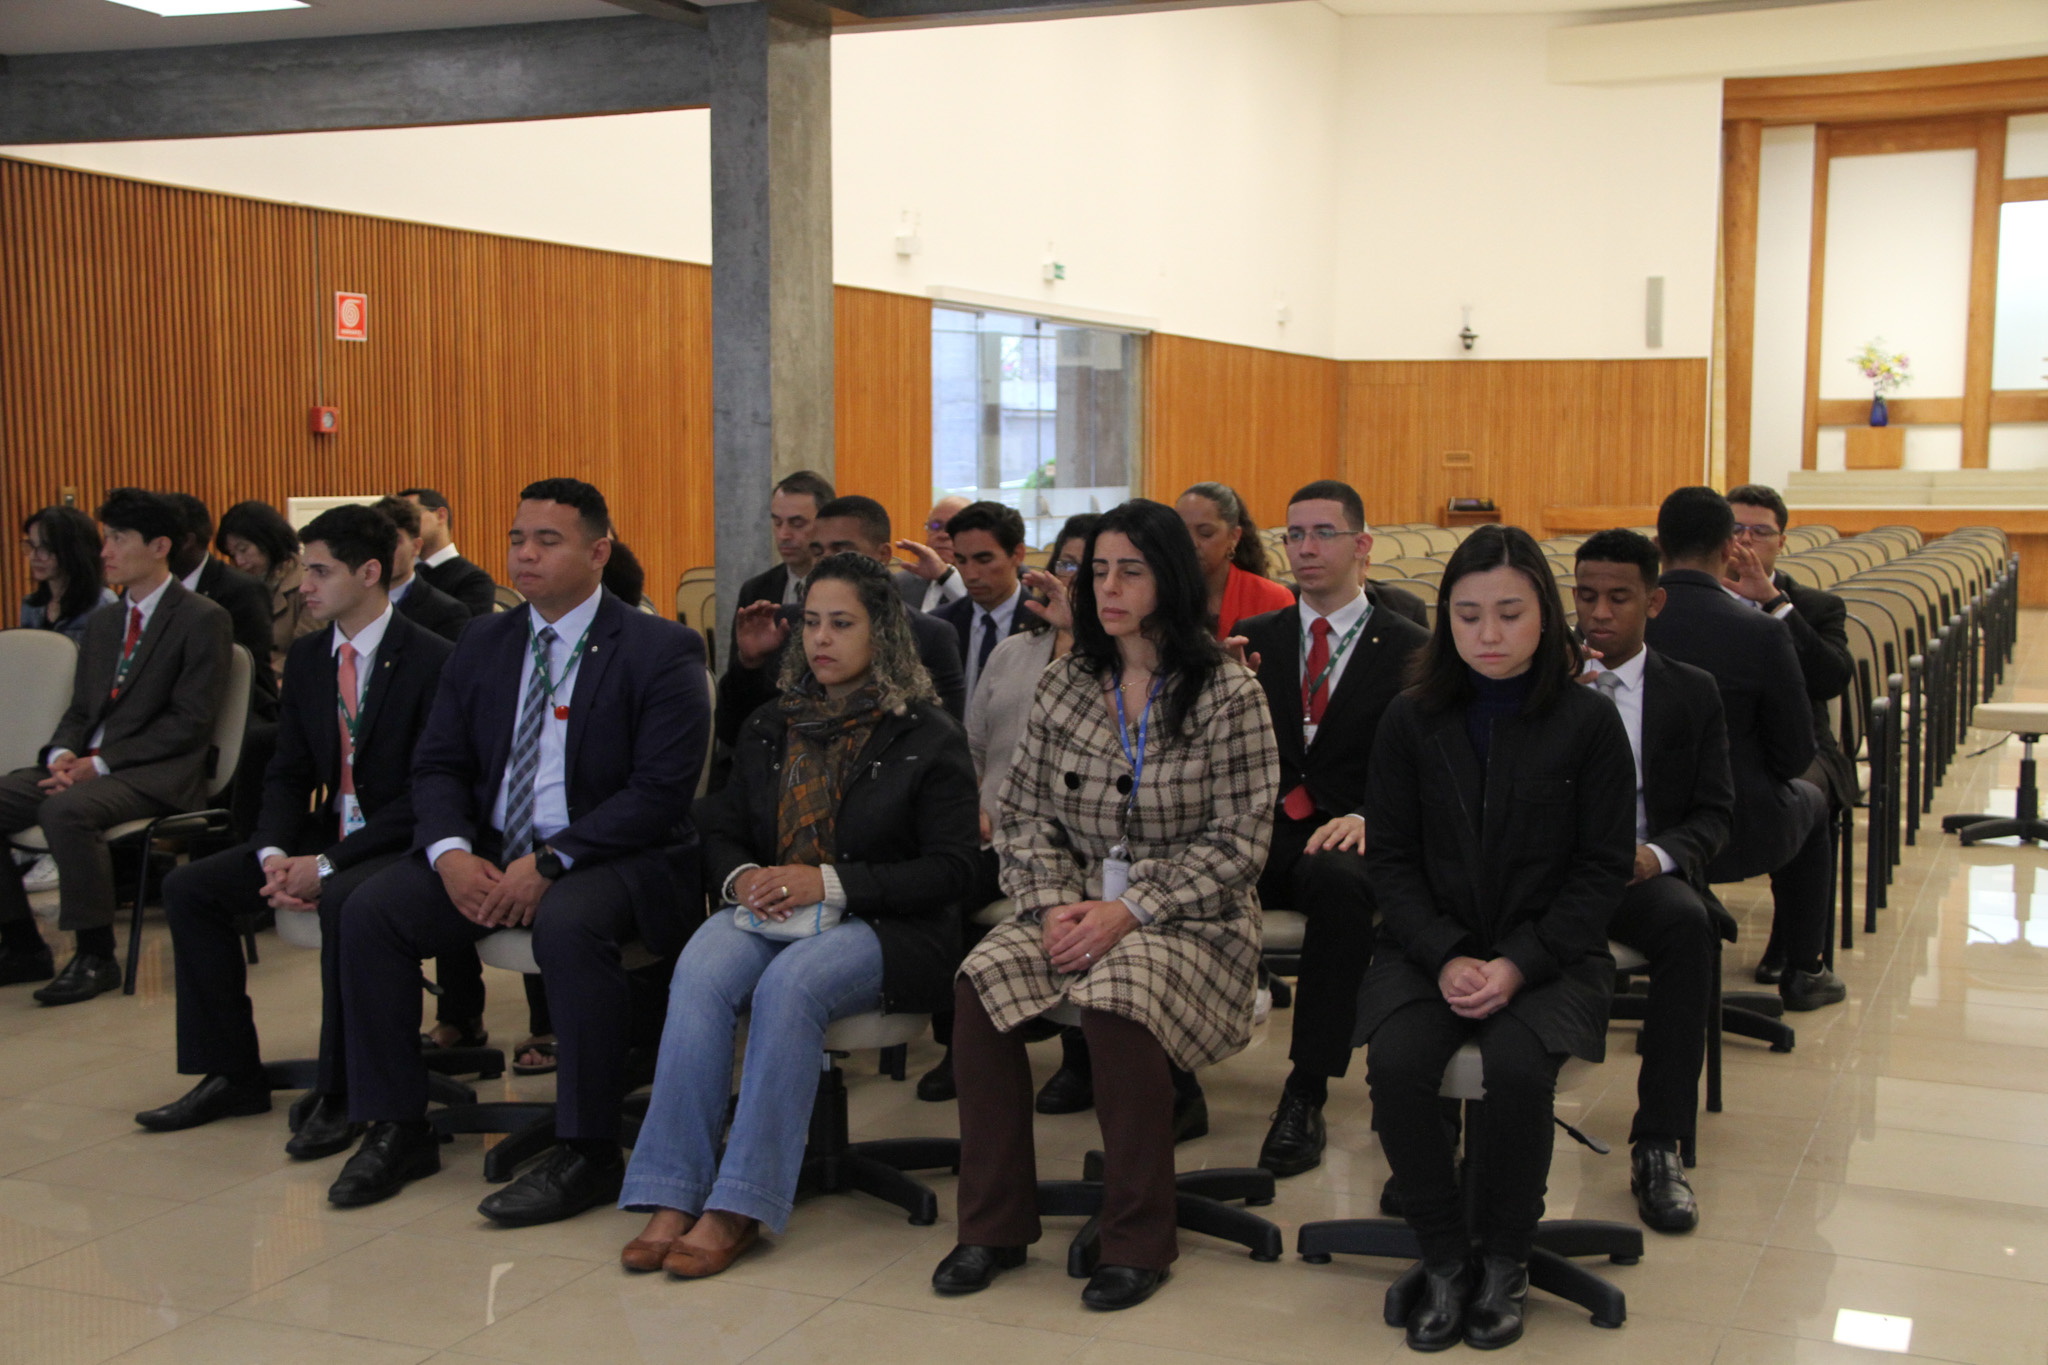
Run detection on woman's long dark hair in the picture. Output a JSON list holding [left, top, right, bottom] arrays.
[[1408, 525, 1579, 716], [781, 551, 938, 715], [214, 500, 300, 581], [22, 505, 105, 622], [1070, 499, 1224, 743], [1181, 481, 1270, 578]]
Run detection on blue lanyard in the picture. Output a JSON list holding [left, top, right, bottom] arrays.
[[1112, 675, 1163, 798]]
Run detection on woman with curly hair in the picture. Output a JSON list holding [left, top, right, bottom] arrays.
[[618, 551, 981, 1279]]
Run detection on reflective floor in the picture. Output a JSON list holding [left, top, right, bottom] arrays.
[[5, 616, 2048, 1363]]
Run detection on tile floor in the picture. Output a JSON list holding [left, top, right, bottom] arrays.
[[5, 615, 2048, 1364]]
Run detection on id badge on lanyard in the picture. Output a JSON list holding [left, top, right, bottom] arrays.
[[340, 794, 366, 837]]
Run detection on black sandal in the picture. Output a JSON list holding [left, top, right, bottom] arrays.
[[512, 1038, 558, 1076], [420, 1019, 489, 1051]]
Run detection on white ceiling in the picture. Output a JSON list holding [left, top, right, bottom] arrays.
[[0, 0, 625, 54]]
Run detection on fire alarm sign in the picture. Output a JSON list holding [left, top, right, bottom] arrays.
[[335, 292, 368, 342]]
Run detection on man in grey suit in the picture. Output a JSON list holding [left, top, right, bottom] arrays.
[[0, 489, 233, 1004]]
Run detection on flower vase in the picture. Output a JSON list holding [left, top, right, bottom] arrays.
[[1870, 394, 1888, 427]]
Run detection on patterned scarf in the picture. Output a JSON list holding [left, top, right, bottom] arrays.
[[776, 679, 886, 868]]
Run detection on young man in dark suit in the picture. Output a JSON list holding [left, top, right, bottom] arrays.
[[933, 501, 1034, 716], [719, 495, 966, 746], [1644, 487, 1846, 1012], [399, 487, 499, 617], [332, 478, 710, 1224], [1725, 484, 1858, 983], [1575, 530, 1734, 1233], [1230, 481, 1430, 1177], [374, 496, 471, 644], [134, 506, 454, 1156], [0, 489, 233, 1003], [163, 492, 278, 724], [731, 469, 835, 626]]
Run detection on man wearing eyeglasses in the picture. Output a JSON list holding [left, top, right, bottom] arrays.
[[1228, 480, 1429, 1179], [893, 495, 971, 614], [1722, 484, 1856, 984]]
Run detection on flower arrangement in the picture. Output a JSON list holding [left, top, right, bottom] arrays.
[[1849, 339, 1911, 397]]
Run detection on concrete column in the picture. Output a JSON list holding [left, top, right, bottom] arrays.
[[709, 4, 833, 645]]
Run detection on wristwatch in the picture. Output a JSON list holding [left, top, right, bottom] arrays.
[[315, 854, 335, 881], [534, 846, 566, 881], [1763, 592, 1792, 613]]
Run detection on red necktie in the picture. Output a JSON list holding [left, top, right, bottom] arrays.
[[337, 643, 359, 798], [1301, 616, 1334, 725]]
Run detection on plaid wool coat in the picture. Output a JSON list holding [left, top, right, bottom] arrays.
[[961, 654, 1280, 1072]]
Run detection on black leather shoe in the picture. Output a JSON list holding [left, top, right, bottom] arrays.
[[1081, 1264, 1168, 1311], [1405, 1259, 1472, 1351], [1753, 951, 1787, 985], [1034, 1066, 1094, 1114], [1171, 1089, 1209, 1144], [134, 1075, 271, 1132], [1463, 1255, 1528, 1349], [477, 1144, 624, 1227], [287, 1089, 319, 1134], [286, 1093, 364, 1161], [1780, 965, 1847, 1011], [1257, 1089, 1326, 1177], [33, 952, 120, 1006], [1631, 1142, 1699, 1232], [0, 945, 54, 986], [328, 1122, 441, 1207], [915, 1051, 956, 1103], [931, 1243, 1026, 1294]]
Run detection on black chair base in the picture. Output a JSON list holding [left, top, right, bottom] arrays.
[[430, 1048, 653, 1183], [1296, 1217, 1639, 1329], [1050, 1150, 1282, 1274], [264, 1059, 477, 1109], [422, 1046, 507, 1081], [1943, 814, 2048, 846], [793, 1060, 954, 1225]]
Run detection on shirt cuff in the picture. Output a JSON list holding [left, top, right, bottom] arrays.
[[936, 572, 968, 605], [256, 847, 288, 867], [426, 837, 472, 868], [90, 756, 109, 777], [45, 748, 73, 768], [1117, 894, 1153, 925], [820, 865, 847, 910], [1771, 600, 1795, 619], [720, 862, 762, 904], [1647, 843, 1678, 875]]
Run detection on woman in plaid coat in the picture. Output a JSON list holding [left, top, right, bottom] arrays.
[[934, 499, 1280, 1312]]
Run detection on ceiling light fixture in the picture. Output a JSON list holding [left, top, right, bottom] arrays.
[[106, 0, 310, 17]]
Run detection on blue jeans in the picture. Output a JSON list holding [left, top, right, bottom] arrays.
[[619, 910, 885, 1232]]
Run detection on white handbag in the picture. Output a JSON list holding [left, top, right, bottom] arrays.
[[731, 900, 845, 941]]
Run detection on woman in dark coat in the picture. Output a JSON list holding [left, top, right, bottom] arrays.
[[617, 552, 980, 1278], [1357, 524, 1634, 1351]]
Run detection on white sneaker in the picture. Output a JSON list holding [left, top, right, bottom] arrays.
[[21, 856, 57, 893], [1253, 986, 1273, 1026]]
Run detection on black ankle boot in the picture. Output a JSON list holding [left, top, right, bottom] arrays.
[[1405, 1259, 1472, 1352], [1463, 1254, 1529, 1349]]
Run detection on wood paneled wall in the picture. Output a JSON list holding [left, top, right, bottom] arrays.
[[1342, 360, 1710, 534], [0, 156, 716, 616], [1144, 334, 1342, 528], [834, 286, 933, 546]]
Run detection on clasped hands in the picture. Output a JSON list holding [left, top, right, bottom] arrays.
[[436, 849, 553, 928], [37, 754, 98, 794], [1438, 955, 1524, 1020], [1042, 899, 1138, 975], [732, 865, 827, 921]]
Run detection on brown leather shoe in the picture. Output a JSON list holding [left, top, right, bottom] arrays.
[[621, 1236, 677, 1272], [661, 1222, 761, 1279]]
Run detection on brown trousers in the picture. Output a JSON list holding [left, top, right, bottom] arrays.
[[952, 977, 1179, 1270]]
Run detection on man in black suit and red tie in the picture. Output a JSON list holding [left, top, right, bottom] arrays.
[[134, 506, 455, 1156], [0, 489, 233, 1004], [1230, 480, 1429, 1178], [332, 478, 710, 1225]]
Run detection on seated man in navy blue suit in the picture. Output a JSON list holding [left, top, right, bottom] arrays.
[[332, 478, 711, 1225], [932, 501, 1033, 720]]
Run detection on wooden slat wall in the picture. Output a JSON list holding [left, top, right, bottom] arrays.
[[1144, 334, 1342, 529], [834, 285, 933, 546], [1342, 360, 1710, 534]]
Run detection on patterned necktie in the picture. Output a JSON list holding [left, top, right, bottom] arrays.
[[109, 605, 143, 700], [1302, 616, 1334, 724], [337, 643, 359, 798], [501, 625, 557, 861], [1595, 670, 1624, 708]]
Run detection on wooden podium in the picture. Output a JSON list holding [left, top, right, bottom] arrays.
[[1845, 426, 1905, 470]]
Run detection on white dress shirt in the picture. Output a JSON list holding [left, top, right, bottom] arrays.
[[388, 574, 413, 604], [257, 605, 393, 866], [52, 573, 174, 775], [1297, 590, 1372, 707], [424, 544, 461, 569], [918, 567, 966, 613], [1583, 647, 1676, 875], [427, 586, 602, 870], [963, 585, 1024, 713]]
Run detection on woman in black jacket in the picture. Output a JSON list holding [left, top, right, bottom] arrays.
[[1357, 525, 1635, 1351], [617, 553, 980, 1279]]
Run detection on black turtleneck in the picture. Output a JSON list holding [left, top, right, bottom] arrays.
[[1465, 667, 1535, 772]]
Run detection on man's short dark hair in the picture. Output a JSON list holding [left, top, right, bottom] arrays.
[[946, 501, 1026, 554], [518, 478, 610, 540], [1575, 528, 1663, 589], [98, 488, 184, 547], [371, 495, 422, 539], [160, 491, 212, 545], [1726, 483, 1790, 532], [815, 495, 892, 548], [774, 470, 834, 507], [301, 504, 398, 589], [1288, 480, 1367, 532], [1657, 486, 1737, 564], [397, 487, 450, 516]]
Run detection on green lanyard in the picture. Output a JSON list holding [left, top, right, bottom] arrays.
[[1300, 604, 1372, 720], [530, 623, 593, 718]]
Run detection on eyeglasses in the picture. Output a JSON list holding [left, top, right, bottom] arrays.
[[1283, 527, 1354, 545], [1050, 559, 1082, 577], [925, 520, 949, 533], [1730, 524, 1782, 540]]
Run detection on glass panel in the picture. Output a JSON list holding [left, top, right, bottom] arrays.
[[930, 306, 1139, 546], [1992, 199, 2048, 392]]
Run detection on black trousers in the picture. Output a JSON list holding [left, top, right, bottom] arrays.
[[1366, 999, 1563, 1267], [1256, 813, 1375, 1080], [1713, 778, 1830, 969], [163, 841, 397, 1094], [342, 851, 638, 1140], [1607, 874, 1713, 1146]]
